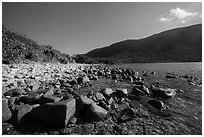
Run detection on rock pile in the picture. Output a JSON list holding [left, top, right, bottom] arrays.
[[2, 63, 185, 134]]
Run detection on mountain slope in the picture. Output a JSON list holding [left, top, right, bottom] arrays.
[[2, 26, 75, 64], [85, 24, 202, 63]]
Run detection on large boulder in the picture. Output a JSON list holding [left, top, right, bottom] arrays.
[[28, 98, 76, 127], [17, 104, 38, 124], [147, 99, 166, 110], [151, 85, 176, 98], [19, 92, 43, 105], [77, 96, 108, 122], [2, 102, 12, 122]]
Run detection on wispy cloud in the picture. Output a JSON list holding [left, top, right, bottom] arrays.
[[170, 8, 197, 20], [160, 8, 198, 24], [160, 17, 172, 22]]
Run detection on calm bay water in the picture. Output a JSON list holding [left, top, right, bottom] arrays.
[[111, 62, 202, 79]]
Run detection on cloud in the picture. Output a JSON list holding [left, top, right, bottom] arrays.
[[160, 7, 198, 24], [160, 17, 172, 22], [170, 8, 197, 20]]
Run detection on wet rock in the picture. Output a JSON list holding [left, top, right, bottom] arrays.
[[101, 88, 114, 97], [4, 88, 23, 97], [132, 86, 145, 97], [28, 98, 76, 127], [147, 99, 166, 110], [2, 102, 12, 122], [151, 85, 176, 98], [133, 85, 150, 96], [118, 108, 135, 122]]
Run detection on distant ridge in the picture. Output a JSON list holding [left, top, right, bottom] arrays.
[[85, 24, 202, 63], [2, 26, 75, 64]]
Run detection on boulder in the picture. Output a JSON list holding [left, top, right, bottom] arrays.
[[19, 92, 43, 105], [132, 86, 145, 96], [77, 96, 108, 121], [151, 85, 176, 98], [17, 104, 38, 124], [28, 98, 76, 127], [147, 99, 166, 110], [4, 88, 23, 97], [118, 108, 135, 122], [92, 93, 105, 102], [115, 88, 128, 98], [132, 85, 150, 96], [101, 88, 114, 97], [89, 103, 108, 121], [2, 102, 12, 122], [40, 95, 62, 104]]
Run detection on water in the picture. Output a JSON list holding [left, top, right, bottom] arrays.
[[111, 62, 202, 79]]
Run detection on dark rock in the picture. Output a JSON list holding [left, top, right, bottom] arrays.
[[17, 104, 38, 124], [118, 108, 135, 122], [147, 99, 166, 110], [40, 95, 62, 104], [151, 71, 156, 75], [28, 98, 76, 127], [19, 92, 43, 105], [134, 80, 145, 85], [132, 86, 145, 96], [115, 88, 128, 98], [151, 85, 176, 98], [2, 102, 12, 122], [4, 88, 23, 97], [133, 85, 150, 95]]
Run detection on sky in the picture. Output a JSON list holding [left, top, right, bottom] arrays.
[[2, 2, 202, 55]]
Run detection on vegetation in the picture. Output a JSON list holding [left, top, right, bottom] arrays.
[[2, 25, 75, 64], [85, 24, 202, 63]]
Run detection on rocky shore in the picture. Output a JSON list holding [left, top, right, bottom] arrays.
[[2, 63, 202, 135]]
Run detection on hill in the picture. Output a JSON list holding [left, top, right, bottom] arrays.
[[2, 26, 75, 64], [85, 24, 202, 63]]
